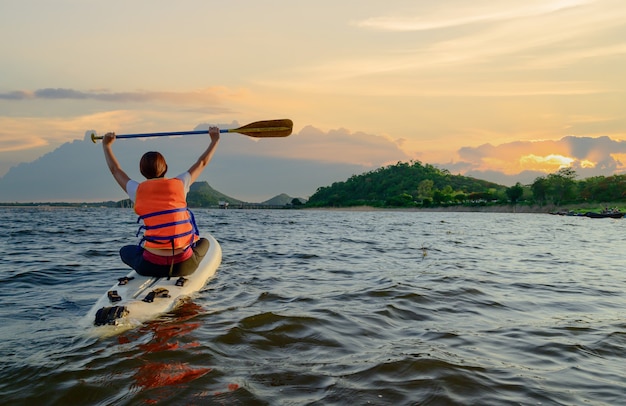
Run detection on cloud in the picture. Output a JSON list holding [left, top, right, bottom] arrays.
[[0, 124, 410, 202], [0, 85, 266, 161], [295, 0, 624, 89], [0, 87, 239, 107], [34, 88, 92, 99], [0, 84, 284, 162], [190, 123, 409, 167], [354, 0, 591, 32], [451, 135, 626, 184], [0, 91, 31, 100], [271, 125, 409, 166], [0, 110, 144, 153], [462, 168, 546, 186]]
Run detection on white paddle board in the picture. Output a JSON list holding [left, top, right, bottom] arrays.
[[84, 233, 221, 335]]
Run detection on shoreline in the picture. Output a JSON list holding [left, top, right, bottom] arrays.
[[305, 203, 621, 214], [306, 206, 549, 213], [2, 203, 621, 215]]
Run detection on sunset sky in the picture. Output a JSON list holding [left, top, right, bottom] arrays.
[[2, 0, 626, 200]]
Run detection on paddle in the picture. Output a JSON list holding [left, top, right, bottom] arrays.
[[90, 119, 293, 143]]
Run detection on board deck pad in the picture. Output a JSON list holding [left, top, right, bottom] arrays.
[[83, 233, 222, 335]]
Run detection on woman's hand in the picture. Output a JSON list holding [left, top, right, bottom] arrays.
[[209, 126, 220, 143], [188, 126, 220, 183], [102, 132, 116, 146], [101, 131, 131, 191]]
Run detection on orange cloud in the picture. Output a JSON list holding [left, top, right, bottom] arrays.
[[0, 111, 141, 153], [519, 154, 575, 172], [455, 135, 626, 179]]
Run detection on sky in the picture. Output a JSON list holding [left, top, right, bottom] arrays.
[[1, 0, 626, 201]]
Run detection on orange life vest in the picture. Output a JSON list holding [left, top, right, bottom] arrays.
[[134, 178, 199, 249]]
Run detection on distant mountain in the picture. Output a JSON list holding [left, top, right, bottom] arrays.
[[187, 183, 307, 207], [261, 193, 307, 206], [186, 181, 243, 207]]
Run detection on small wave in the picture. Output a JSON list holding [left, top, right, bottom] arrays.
[[4, 267, 78, 287], [375, 302, 433, 323], [320, 357, 489, 405], [82, 249, 118, 258], [215, 311, 343, 351]]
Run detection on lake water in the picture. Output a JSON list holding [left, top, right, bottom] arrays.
[[1, 207, 624, 405]]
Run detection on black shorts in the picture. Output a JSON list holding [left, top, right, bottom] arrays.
[[119, 238, 210, 277]]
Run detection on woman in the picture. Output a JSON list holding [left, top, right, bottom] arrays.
[[102, 127, 220, 278]]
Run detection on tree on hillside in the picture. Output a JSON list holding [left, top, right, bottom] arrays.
[[454, 192, 467, 203], [417, 179, 434, 201], [579, 174, 626, 202], [546, 167, 577, 205], [433, 190, 449, 205], [578, 176, 604, 201], [506, 182, 524, 204], [306, 160, 504, 207], [531, 176, 548, 205]]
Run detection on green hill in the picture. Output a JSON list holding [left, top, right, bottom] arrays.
[[306, 160, 505, 208], [262, 193, 306, 206], [186, 181, 243, 207]]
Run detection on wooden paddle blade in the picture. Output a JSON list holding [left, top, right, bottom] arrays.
[[229, 119, 293, 138]]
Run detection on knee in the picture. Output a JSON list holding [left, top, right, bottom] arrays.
[[120, 245, 141, 262], [193, 238, 210, 256]]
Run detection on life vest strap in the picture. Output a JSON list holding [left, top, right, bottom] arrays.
[[143, 229, 195, 240], [137, 207, 189, 222], [142, 219, 193, 231], [135, 208, 200, 264]]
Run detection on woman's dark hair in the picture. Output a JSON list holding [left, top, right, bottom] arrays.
[[139, 151, 168, 179]]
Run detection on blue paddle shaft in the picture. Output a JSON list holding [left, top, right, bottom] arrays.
[[115, 129, 225, 139]]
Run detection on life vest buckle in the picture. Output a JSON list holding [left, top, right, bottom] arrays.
[[175, 277, 187, 287]]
